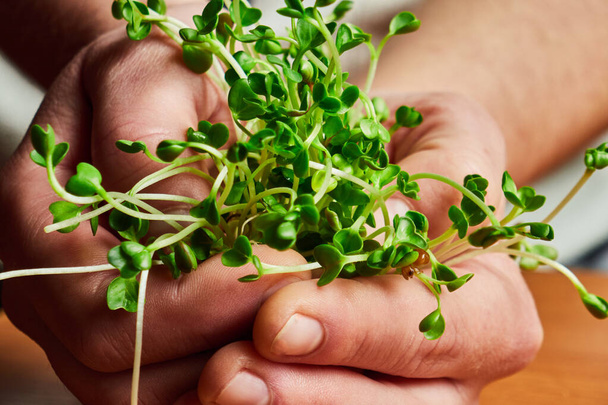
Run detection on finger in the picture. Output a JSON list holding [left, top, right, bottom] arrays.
[[82, 30, 232, 195], [252, 254, 542, 382], [384, 92, 507, 236], [8, 243, 309, 374], [197, 341, 476, 405], [5, 292, 210, 405], [1, 30, 308, 376]]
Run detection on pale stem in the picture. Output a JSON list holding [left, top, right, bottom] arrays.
[[130, 269, 150, 405]]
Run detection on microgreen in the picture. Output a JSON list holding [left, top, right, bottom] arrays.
[[1, 1, 606, 403]]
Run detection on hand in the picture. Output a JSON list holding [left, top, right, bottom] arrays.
[[0, 30, 309, 404], [195, 93, 544, 404]]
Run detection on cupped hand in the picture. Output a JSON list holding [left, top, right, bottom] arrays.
[[195, 93, 544, 404], [0, 29, 309, 404]]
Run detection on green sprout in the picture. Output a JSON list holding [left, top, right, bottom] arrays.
[[1, 1, 607, 403]]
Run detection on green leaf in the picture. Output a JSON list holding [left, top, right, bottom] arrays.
[[126, 21, 152, 40], [418, 309, 445, 340], [583, 293, 608, 319], [296, 18, 323, 49], [314, 244, 346, 286], [393, 215, 428, 250], [65, 162, 103, 196], [395, 105, 423, 128], [319, 96, 342, 113], [254, 39, 283, 55], [446, 273, 474, 292], [228, 79, 265, 120], [502, 172, 546, 212], [49, 201, 82, 233], [333, 228, 363, 254], [190, 197, 220, 225], [196, 0, 223, 34], [231, 0, 262, 26], [31, 124, 56, 158], [388, 11, 420, 36], [228, 230, 258, 260], [115, 140, 147, 154], [330, 182, 369, 206], [584, 142, 608, 170], [156, 140, 187, 162], [397, 171, 420, 200], [335, 23, 369, 54], [227, 142, 248, 163], [31, 142, 69, 168], [107, 276, 139, 312], [519, 244, 558, 270], [276, 7, 303, 18], [340, 85, 359, 108], [328, 1, 353, 21], [254, 213, 298, 251], [391, 246, 418, 268], [435, 263, 457, 282], [372, 97, 390, 122], [174, 241, 198, 273], [315, 0, 336, 6], [108, 242, 151, 278], [112, 0, 127, 20], [448, 206, 468, 238], [312, 83, 328, 103], [190, 227, 219, 261], [514, 222, 555, 241], [147, 0, 166, 14], [182, 44, 213, 74], [284, 67, 303, 83], [468, 225, 516, 248]]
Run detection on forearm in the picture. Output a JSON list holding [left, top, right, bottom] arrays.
[[371, 0, 608, 183], [0, 0, 199, 88]]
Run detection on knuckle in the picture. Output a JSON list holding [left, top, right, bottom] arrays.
[[69, 315, 135, 373]]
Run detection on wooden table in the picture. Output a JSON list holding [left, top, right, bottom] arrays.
[[481, 271, 608, 404], [1, 271, 607, 404]]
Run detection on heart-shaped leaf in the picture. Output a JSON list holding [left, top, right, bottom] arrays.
[[333, 228, 363, 254], [314, 244, 346, 286], [174, 241, 198, 273], [393, 215, 428, 249], [30, 124, 56, 159], [583, 293, 608, 319], [65, 162, 103, 196], [446, 273, 474, 292], [107, 276, 139, 312], [395, 105, 423, 128], [156, 140, 187, 162], [222, 235, 253, 267], [182, 44, 213, 74], [190, 197, 220, 225], [468, 225, 516, 248], [108, 242, 151, 278], [389, 11, 420, 36], [49, 201, 82, 233], [397, 171, 420, 200], [418, 309, 445, 340]]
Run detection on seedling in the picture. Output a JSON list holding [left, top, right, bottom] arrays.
[[2, 1, 607, 403]]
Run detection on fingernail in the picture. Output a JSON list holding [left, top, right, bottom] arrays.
[[215, 371, 270, 405], [271, 314, 324, 356]]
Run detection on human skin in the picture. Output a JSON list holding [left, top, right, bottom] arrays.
[[1, 0, 607, 404]]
